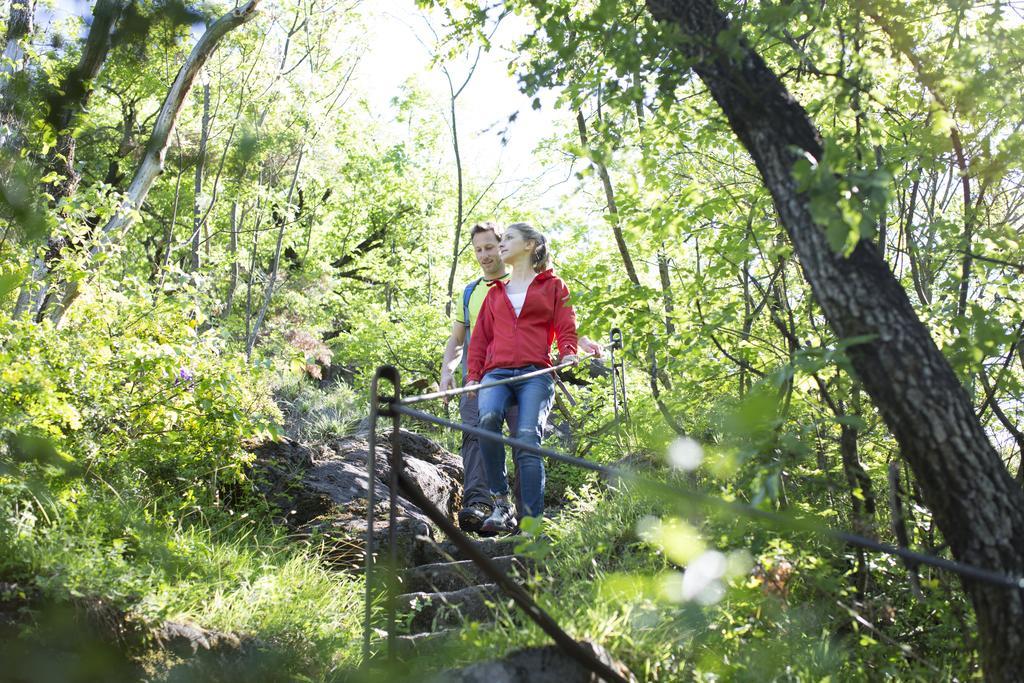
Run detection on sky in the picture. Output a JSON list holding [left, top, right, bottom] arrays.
[[30, 0, 593, 218], [356, 1, 581, 210]]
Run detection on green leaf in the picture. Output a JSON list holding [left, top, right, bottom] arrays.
[[0, 266, 29, 299]]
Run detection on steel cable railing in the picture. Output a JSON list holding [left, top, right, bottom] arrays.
[[363, 362, 630, 682], [398, 352, 596, 406], [390, 403, 1024, 591], [362, 362, 1024, 678]]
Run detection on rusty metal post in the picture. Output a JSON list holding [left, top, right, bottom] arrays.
[[384, 367, 401, 661], [609, 327, 622, 423], [612, 328, 628, 418], [363, 366, 399, 665]]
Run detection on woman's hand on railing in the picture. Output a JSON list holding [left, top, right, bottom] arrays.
[[579, 336, 603, 358]]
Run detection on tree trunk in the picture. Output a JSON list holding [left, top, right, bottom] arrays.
[[839, 387, 876, 538], [0, 0, 35, 149], [246, 146, 302, 359], [440, 54, 482, 319], [576, 109, 640, 287], [100, 0, 260, 244], [576, 104, 682, 432], [838, 386, 875, 596], [889, 461, 925, 599], [44, 0, 125, 202], [190, 84, 211, 273], [444, 92, 464, 319], [223, 201, 240, 318], [874, 146, 887, 261], [902, 176, 931, 304], [40, 0, 261, 323], [646, 1, 1024, 677], [11, 0, 121, 319], [658, 244, 675, 336], [245, 194, 263, 344]]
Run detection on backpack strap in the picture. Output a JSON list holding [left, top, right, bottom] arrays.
[[461, 278, 482, 374]]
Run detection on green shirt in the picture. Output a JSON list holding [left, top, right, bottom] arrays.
[[454, 273, 510, 333]]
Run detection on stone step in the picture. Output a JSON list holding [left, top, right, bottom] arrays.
[[396, 583, 503, 633], [430, 641, 636, 682], [416, 534, 520, 565], [391, 628, 460, 659], [403, 555, 527, 594]]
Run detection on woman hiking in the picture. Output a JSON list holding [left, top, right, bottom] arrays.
[[465, 222, 579, 535]]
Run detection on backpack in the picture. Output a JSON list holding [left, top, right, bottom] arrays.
[[461, 278, 482, 375]]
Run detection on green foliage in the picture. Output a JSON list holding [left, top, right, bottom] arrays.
[[412, 483, 970, 680], [791, 144, 892, 256], [3, 0, 1024, 678], [0, 287, 280, 514], [0, 494, 365, 676], [273, 375, 363, 442]]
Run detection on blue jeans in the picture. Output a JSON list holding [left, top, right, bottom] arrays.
[[477, 366, 555, 518], [458, 392, 520, 509]]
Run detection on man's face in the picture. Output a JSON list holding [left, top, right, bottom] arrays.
[[472, 230, 504, 277]]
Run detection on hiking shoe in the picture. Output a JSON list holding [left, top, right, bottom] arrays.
[[480, 496, 517, 536], [457, 501, 491, 533]]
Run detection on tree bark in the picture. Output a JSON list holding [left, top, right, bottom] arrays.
[[646, 1, 1024, 677], [444, 89, 464, 318], [246, 145, 302, 359], [838, 386, 876, 598], [190, 84, 211, 273], [223, 201, 240, 318], [440, 52, 482, 318], [902, 176, 931, 305], [888, 461, 925, 599], [576, 108, 640, 287], [100, 0, 260, 244], [11, 0, 121, 319], [45, 0, 125, 201], [577, 104, 683, 432], [0, 0, 35, 149]]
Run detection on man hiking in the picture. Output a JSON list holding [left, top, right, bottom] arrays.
[[440, 221, 600, 533]]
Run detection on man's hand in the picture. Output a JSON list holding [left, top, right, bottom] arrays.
[[440, 371, 462, 405], [579, 336, 603, 358], [561, 354, 580, 366], [440, 371, 455, 393]]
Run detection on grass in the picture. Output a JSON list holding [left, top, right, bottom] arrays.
[[0, 492, 367, 681], [273, 375, 365, 443], [398, 479, 958, 682]]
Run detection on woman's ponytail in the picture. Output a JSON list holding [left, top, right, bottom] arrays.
[[507, 222, 550, 273]]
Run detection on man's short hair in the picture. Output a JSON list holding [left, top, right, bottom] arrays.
[[469, 221, 503, 242]]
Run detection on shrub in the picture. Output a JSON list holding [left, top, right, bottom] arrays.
[[0, 286, 281, 516]]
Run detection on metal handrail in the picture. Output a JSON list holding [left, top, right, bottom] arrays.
[[363, 363, 1024, 675], [364, 366, 630, 681], [389, 401, 1024, 592], [363, 366, 400, 663], [399, 353, 596, 406]]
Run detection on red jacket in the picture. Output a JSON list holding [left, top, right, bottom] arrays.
[[466, 269, 578, 383]]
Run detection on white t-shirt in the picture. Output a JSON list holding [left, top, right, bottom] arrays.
[[507, 291, 527, 317]]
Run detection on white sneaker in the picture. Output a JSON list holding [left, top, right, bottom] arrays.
[[480, 495, 516, 536]]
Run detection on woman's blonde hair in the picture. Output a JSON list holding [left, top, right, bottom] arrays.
[[506, 222, 550, 273]]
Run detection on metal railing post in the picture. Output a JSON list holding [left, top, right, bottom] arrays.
[[386, 367, 401, 662], [609, 328, 621, 423], [609, 327, 628, 430], [363, 365, 400, 665]]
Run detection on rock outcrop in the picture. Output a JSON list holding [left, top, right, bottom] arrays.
[[434, 641, 636, 682], [250, 429, 463, 568]]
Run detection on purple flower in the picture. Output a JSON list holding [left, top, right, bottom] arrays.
[[174, 367, 194, 386]]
